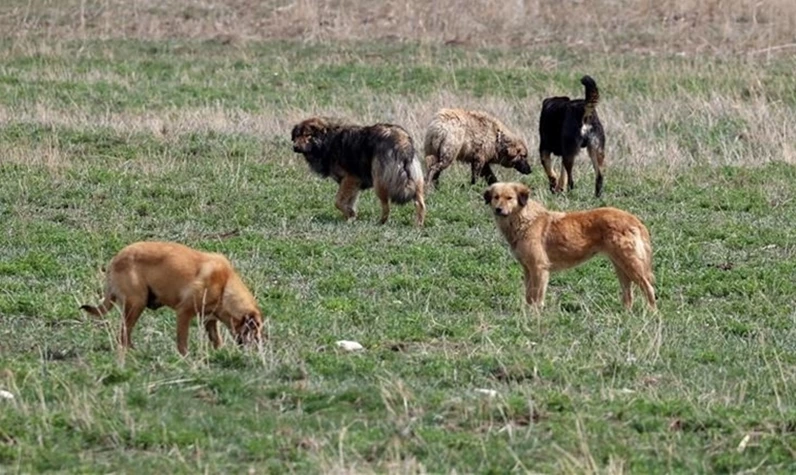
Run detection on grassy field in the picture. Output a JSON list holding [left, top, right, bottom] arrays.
[[1, 1, 795, 473]]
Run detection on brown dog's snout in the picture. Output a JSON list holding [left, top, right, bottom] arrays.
[[514, 160, 532, 175]]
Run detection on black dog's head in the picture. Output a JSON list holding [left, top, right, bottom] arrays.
[[291, 117, 329, 154], [496, 131, 531, 175]]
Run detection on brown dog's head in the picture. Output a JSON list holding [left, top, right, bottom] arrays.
[[483, 182, 530, 217], [496, 132, 531, 175], [291, 117, 329, 154], [234, 311, 264, 347]]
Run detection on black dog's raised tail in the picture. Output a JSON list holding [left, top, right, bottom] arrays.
[[581, 75, 600, 120]]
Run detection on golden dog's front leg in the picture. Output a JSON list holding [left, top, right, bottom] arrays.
[[524, 265, 550, 308]]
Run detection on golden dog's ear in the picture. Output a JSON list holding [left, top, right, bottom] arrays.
[[483, 188, 492, 205], [514, 183, 530, 206]]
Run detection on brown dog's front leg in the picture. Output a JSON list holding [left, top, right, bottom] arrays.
[[205, 319, 223, 349], [176, 308, 196, 356], [470, 161, 484, 185]]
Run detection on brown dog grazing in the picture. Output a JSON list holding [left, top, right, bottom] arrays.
[[424, 108, 531, 188], [291, 117, 426, 226], [538, 75, 606, 197], [484, 182, 656, 310], [80, 241, 264, 355]]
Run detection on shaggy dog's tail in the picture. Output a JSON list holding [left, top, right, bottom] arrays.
[[581, 75, 600, 121], [375, 133, 424, 204]]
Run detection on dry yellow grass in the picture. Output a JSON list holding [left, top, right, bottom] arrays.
[[2, 0, 796, 55]]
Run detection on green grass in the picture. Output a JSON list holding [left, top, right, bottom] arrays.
[[0, 39, 795, 473]]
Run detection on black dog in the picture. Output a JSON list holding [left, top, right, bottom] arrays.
[[291, 117, 426, 225], [538, 75, 606, 197]]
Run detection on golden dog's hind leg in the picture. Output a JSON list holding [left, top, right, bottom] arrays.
[[614, 256, 657, 311], [335, 175, 360, 221], [612, 262, 634, 309]]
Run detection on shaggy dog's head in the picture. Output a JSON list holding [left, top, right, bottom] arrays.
[[496, 132, 531, 175], [291, 117, 329, 154], [483, 182, 530, 217]]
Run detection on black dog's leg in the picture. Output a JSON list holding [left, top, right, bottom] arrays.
[[562, 154, 576, 191], [587, 144, 605, 197], [540, 150, 557, 193]]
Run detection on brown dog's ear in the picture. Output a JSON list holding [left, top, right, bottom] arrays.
[[483, 188, 492, 205], [514, 183, 530, 207]]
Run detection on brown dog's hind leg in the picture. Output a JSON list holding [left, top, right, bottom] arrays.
[[540, 150, 558, 193], [588, 144, 605, 197], [119, 299, 145, 349], [335, 175, 360, 222], [425, 153, 454, 189]]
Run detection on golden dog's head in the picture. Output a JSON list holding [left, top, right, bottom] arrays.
[[291, 117, 329, 154], [234, 310, 264, 347], [483, 182, 530, 217], [496, 132, 531, 175]]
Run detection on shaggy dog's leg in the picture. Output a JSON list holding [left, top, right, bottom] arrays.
[[375, 181, 391, 225], [335, 176, 361, 221], [414, 187, 426, 227]]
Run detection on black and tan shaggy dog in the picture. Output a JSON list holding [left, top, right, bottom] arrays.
[[538, 75, 606, 197], [424, 108, 531, 188], [291, 117, 426, 226]]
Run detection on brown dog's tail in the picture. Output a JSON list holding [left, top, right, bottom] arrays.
[[581, 75, 600, 121], [80, 295, 115, 318]]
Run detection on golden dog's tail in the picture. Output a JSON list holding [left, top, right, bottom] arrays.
[[581, 75, 600, 121]]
